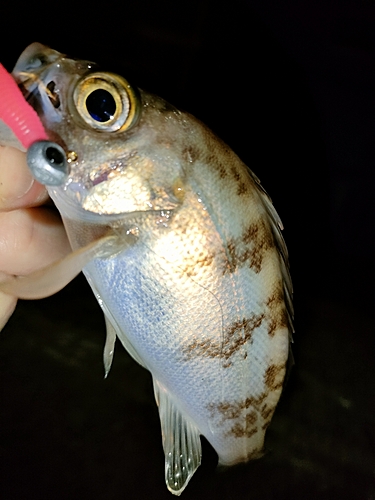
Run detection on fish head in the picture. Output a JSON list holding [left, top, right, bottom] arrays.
[[13, 43, 186, 224]]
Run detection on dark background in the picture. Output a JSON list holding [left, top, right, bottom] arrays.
[[0, 1, 374, 499]]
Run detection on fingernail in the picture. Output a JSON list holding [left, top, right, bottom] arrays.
[[16, 176, 35, 198]]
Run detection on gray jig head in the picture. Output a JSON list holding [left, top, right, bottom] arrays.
[[27, 140, 69, 186]]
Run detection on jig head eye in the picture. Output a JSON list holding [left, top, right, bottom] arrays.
[[27, 140, 69, 186]]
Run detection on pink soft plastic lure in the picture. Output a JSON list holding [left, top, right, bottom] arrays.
[[0, 63, 47, 148]]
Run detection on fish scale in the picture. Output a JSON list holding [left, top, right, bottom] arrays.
[[1, 43, 293, 495], [78, 173, 288, 467]]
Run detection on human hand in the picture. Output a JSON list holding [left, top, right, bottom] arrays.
[[0, 146, 71, 330]]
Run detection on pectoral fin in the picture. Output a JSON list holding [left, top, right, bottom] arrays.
[[101, 310, 146, 371], [89, 286, 146, 376], [103, 315, 117, 378], [0, 234, 119, 299], [153, 379, 201, 495]]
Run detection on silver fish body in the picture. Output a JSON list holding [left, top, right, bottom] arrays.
[[12, 43, 293, 494]]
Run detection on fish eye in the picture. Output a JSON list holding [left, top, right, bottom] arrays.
[[72, 72, 139, 132], [86, 89, 116, 122]]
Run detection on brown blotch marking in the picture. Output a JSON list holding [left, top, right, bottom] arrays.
[[229, 164, 241, 182], [228, 161, 253, 195], [207, 398, 265, 439], [246, 411, 258, 426], [267, 319, 277, 337], [207, 153, 228, 178], [261, 404, 274, 421], [182, 145, 200, 164], [216, 161, 228, 179], [229, 423, 258, 438], [223, 360, 233, 369], [266, 287, 288, 337], [264, 364, 285, 391], [210, 402, 241, 420], [183, 313, 265, 361], [207, 393, 267, 420], [207, 390, 280, 440], [224, 219, 275, 275], [218, 162, 228, 178], [237, 181, 248, 196], [267, 310, 288, 337], [266, 287, 284, 308], [180, 248, 216, 278]]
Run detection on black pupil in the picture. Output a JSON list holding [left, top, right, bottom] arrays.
[[86, 89, 116, 122], [46, 146, 64, 166]]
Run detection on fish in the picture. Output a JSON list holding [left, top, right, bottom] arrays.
[[2, 43, 293, 495]]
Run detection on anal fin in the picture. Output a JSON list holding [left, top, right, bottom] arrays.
[[153, 380, 201, 495], [100, 309, 146, 371]]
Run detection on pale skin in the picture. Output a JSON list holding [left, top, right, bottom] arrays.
[[0, 146, 71, 330]]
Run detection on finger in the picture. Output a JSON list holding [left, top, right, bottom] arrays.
[[1, 234, 118, 300], [0, 146, 48, 211], [0, 206, 71, 276]]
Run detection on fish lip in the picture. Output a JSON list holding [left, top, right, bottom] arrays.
[[12, 47, 97, 108], [12, 50, 64, 86]]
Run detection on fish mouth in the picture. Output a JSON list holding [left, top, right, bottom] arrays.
[[12, 44, 65, 100], [12, 42, 97, 113], [15, 74, 61, 110]]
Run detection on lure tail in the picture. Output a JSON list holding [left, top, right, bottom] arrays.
[[0, 63, 47, 149]]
